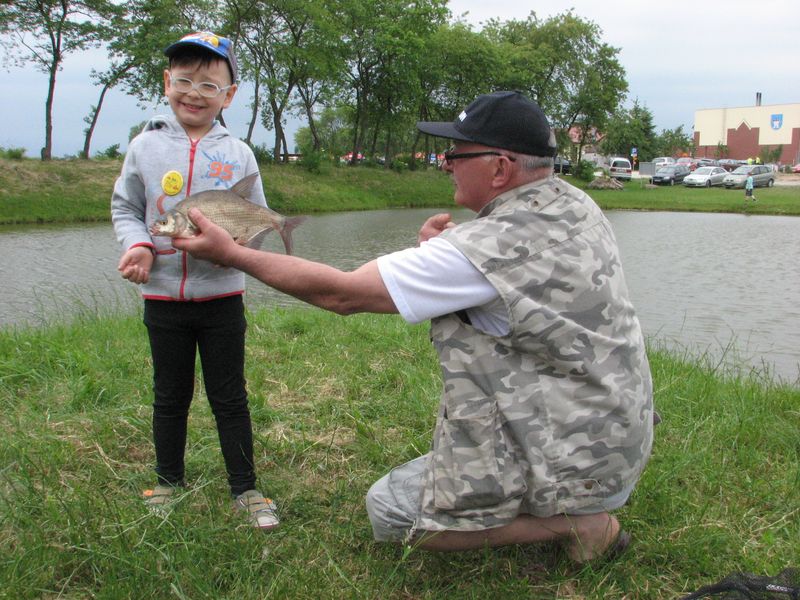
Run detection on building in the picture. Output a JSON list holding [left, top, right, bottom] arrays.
[[693, 96, 800, 164]]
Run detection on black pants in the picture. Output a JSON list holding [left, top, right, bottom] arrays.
[[144, 296, 256, 496]]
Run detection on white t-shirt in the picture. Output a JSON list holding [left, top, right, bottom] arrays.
[[376, 236, 510, 336]]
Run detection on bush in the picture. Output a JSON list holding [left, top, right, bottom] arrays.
[[248, 142, 274, 165], [575, 159, 597, 182], [299, 149, 323, 174], [96, 144, 122, 160], [0, 147, 26, 159]]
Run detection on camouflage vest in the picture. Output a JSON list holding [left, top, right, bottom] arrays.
[[415, 178, 654, 532]]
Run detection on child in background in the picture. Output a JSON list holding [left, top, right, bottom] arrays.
[[111, 32, 278, 529], [745, 174, 756, 202]]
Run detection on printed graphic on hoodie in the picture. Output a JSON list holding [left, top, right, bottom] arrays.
[[203, 151, 241, 187]]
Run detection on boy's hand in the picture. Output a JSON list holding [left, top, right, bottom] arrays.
[[171, 209, 237, 266], [418, 213, 455, 245], [118, 246, 154, 284]]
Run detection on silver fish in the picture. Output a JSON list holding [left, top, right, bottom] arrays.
[[149, 173, 305, 254]]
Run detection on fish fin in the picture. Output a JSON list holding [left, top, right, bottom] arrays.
[[243, 227, 275, 250], [278, 216, 307, 255], [230, 172, 260, 199]]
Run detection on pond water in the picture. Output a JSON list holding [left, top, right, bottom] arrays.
[[2, 208, 799, 384]]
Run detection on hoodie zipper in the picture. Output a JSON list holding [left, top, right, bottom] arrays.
[[179, 138, 200, 300]]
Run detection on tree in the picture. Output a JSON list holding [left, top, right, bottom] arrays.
[[484, 11, 627, 158], [600, 101, 658, 161], [0, 0, 120, 159], [411, 22, 504, 169], [653, 125, 693, 158]]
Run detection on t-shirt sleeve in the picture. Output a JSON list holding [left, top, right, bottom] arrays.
[[376, 236, 499, 324]]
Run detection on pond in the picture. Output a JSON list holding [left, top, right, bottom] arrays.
[[2, 208, 799, 385]]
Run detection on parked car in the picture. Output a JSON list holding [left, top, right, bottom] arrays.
[[609, 157, 632, 180], [792, 163, 800, 173], [683, 166, 728, 187], [676, 157, 700, 171], [652, 165, 690, 185], [722, 165, 775, 188], [719, 158, 746, 172], [653, 157, 676, 169], [554, 156, 571, 174], [697, 158, 719, 168]]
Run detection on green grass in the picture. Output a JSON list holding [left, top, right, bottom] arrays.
[[0, 158, 455, 225], [1, 157, 798, 225], [1, 308, 798, 598]]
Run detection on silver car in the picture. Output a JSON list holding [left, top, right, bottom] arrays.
[[722, 165, 775, 189], [683, 166, 728, 187]]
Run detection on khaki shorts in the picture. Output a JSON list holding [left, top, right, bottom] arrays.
[[365, 454, 636, 542]]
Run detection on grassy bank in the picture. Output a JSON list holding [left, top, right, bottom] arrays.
[[0, 158, 455, 225], [0, 157, 798, 225], [1, 307, 797, 598]]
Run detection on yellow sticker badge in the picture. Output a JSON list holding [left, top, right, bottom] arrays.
[[161, 171, 184, 196]]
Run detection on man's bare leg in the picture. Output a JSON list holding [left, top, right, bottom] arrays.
[[413, 511, 621, 562]]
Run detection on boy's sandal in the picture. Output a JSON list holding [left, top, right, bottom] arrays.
[[143, 484, 177, 510]]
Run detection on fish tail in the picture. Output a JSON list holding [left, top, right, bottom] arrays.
[[279, 216, 307, 255]]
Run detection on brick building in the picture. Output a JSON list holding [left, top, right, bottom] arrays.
[[693, 99, 800, 165]]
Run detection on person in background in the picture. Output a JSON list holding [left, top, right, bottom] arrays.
[[745, 173, 756, 202], [172, 91, 654, 561], [111, 31, 279, 530]]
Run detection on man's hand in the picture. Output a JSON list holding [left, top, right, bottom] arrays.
[[118, 246, 154, 284], [418, 212, 456, 245], [171, 209, 237, 265]]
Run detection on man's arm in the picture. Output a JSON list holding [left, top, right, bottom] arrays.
[[171, 208, 398, 316]]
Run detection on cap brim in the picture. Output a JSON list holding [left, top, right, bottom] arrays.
[[416, 121, 474, 143]]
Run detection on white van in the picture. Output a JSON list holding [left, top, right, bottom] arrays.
[[609, 157, 632, 180], [653, 157, 676, 169]]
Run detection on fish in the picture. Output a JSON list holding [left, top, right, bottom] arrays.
[[149, 172, 305, 254]]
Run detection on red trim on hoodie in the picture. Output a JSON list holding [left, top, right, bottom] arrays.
[[178, 138, 200, 300]]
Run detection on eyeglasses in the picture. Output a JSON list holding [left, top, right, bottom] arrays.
[[443, 147, 517, 164], [169, 75, 232, 98]]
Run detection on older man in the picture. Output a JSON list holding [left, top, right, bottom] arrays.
[[172, 91, 653, 563]]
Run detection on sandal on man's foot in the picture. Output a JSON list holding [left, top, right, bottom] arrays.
[[143, 484, 177, 513], [234, 490, 280, 530], [570, 529, 631, 565]]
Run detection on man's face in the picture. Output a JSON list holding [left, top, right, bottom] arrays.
[[441, 143, 502, 212], [163, 59, 236, 139]]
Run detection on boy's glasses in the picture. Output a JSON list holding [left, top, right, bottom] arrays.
[[443, 146, 517, 163], [169, 75, 232, 98]]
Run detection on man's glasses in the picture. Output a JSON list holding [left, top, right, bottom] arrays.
[[169, 75, 232, 98], [443, 147, 517, 163]]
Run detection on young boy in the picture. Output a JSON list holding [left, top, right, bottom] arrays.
[[111, 32, 278, 529], [745, 174, 756, 202]]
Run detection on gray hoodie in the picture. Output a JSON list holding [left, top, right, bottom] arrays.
[[111, 115, 267, 300]]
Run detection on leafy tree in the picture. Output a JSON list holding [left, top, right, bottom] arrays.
[[654, 125, 693, 158], [0, 0, 121, 159], [600, 100, 658, 161], [411, 22, 504, 169], [484, 10, 627, 157]]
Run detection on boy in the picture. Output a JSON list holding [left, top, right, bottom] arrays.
[[111, 32, 278, 529], [745, 174, 756, 202]]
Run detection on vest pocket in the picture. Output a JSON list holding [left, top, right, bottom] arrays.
[[432, 407, 527, 511]]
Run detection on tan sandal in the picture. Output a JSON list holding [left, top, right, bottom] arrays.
[[143, 484, 177, 512]]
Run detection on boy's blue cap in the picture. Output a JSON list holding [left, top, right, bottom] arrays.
[[164, 32, 238, 82]]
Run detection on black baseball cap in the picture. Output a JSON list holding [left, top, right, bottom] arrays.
[[164, 32, 238, 83], [417, 91, 557, 157]]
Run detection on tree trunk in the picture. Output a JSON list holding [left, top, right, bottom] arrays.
[[43, 56, 59, 160], [245, 78, 260, 145], [82, 82, 111, 159]]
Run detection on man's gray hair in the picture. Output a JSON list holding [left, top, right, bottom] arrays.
[[518, 154, 554, 171]]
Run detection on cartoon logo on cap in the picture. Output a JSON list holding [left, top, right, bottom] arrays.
[[180, 32, 221, 47]]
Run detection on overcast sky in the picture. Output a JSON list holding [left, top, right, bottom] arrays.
[[1, 0, 798, 158]]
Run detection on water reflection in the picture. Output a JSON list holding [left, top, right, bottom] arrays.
[[1, 209, 799, 384]]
